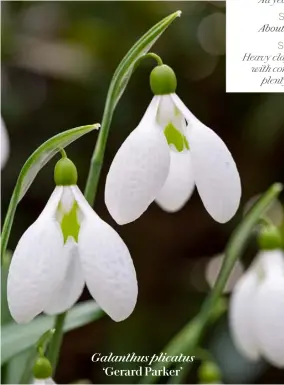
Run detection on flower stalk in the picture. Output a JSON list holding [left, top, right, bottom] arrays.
[[47, 313, 66, 372]]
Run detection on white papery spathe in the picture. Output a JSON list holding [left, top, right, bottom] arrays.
[[229, 249, 284, 368], [105, 93, 241, 225], [1, 116, 10, 169], [7, 185, 138, 323]]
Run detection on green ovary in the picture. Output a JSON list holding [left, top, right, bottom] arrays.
[[164, 122, 189, 152], [60, 202, 80, 243]]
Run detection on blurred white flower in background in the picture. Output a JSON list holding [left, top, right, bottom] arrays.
[[34, 378, 55, 384], [197, 13, 225, 56], [244, 195, 284, 227], [206, 254, 244, 293], [1, 116, 10, 169], [229, 249, 284, 368]]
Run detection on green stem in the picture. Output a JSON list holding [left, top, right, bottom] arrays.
[[83, 51, 163, 206], [46, 312, 66, 373], [1, 190, 18, 264], [139, 183, 283, 384], [144, 52, 163, 66], [59, 148, 67, 158], [84, 102, 114, 204]]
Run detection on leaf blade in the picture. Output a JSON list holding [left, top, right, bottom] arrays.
[[110, 10, 181, 110], [1, 300, 103, 364]]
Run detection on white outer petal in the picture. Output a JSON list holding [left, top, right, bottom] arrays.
[[105, 96, 170, 224], [155, 149, 195, 212], [1, 116, 10, 169], [254, 250, 284, 368], [229, 270, 260, 361], [43, 237, 85, 315], [172, 94, 241, 223], [156, 94, 176, 128], [7, 187, 68, 323], [72, 186, 138, 322]]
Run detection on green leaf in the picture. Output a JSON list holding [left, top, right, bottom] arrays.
[[1, 123, 99, 263], [4, 349, 34, 385], [1, 300, 103, 365], [1, 251, 12, 325], [84, 10, 181, 204], [110, 10, 181, 111]]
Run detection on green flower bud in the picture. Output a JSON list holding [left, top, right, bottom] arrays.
[[150, 64, 177, 95], [258, 225, 283, 250], [54, 157, 78, 186], [198, 361, 222, 384], [33, 357, 52, 379]]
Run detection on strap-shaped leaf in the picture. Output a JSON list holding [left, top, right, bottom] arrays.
[[1, 300, 103, 364], [1, 255, 13, 325], [109, 11, 181, 113], [1, 123, 99, 262]]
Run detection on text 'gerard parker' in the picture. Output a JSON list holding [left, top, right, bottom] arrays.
[[91, 352, 195, 376]]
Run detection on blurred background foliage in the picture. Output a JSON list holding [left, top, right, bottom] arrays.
[[1, 1, 284, 384]]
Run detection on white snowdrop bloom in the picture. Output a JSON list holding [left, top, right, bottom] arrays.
[[229, 249, 284, 368], [33, 378, 55, 384], [8, 158, 137, 323], [105, 64, 241, 225], [1, 116, 10, 169]]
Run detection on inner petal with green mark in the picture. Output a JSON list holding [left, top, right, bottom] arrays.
[[59, 202, 80, 243], [164, 122, 189, 152]]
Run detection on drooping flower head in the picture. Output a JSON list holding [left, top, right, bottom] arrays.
[[105, 63, 241, 225], [8, 155, 138, 323], [229, 225, 284, 368]]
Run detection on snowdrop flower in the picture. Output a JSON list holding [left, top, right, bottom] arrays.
[[33, 379, 55, 385], [1, 116, 10, 169], [229, 249, 284, 368], [105, 64, 241, 225], [8, 157, 137, 323]]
